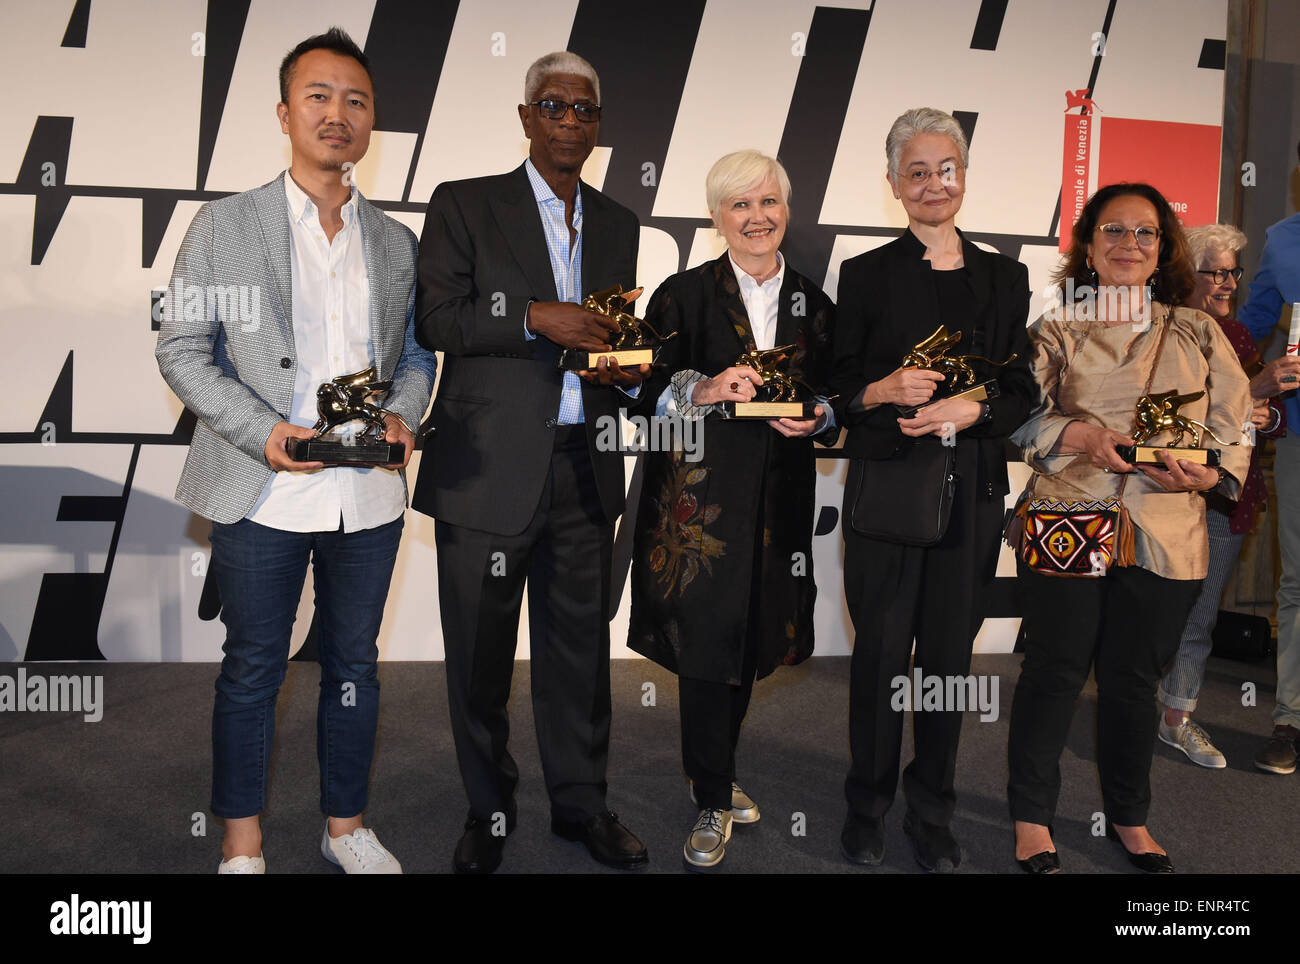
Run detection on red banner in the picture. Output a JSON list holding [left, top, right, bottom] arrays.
[[1060, 112, 1092, 252], [1096, 117, 1222, 229]]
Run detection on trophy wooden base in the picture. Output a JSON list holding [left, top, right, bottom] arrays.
[[290, 439, 405, 465], [896, 379, 1001, 419], [720, 400, 820, 419], [1115, 444, 1221, 467], [558, 347, 655, 371]]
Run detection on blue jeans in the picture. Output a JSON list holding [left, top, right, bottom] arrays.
[[1158, 510, 1242, 711], [208, 515, 403, 819]]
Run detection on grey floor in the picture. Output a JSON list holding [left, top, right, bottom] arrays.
[[1, 654, 1294, 874]]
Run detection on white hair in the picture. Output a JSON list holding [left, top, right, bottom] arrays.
[[705, 150, 792, 224], [1185, 223, 1247, 268], [885, 107, 970, 181], [524, 51, 600, 104]]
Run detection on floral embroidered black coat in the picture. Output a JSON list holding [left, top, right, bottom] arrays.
[[626, 253, 837, 685]]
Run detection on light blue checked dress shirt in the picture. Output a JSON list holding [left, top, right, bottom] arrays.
[[524, 158, 586, 424]]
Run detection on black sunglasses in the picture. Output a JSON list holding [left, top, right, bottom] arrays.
[[527, 99, 601, 122]]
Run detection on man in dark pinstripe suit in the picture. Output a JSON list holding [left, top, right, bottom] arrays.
[[155, 28, 435, 875]]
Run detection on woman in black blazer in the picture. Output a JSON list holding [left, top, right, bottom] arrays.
[[829, 107, 1033, 872]]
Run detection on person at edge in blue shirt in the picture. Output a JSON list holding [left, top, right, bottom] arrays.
[[1238, 137, 1300, 777]]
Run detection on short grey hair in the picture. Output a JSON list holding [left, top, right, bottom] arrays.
[[1185, 223, 1247, 268], [524, 51, 600, 104], [885, 107, 969, 182], [705, 150, 792, 224]]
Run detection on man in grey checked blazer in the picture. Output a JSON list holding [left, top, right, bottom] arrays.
[[155, 29, 435, 875]]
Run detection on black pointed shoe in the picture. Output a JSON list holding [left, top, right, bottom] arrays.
[[1106, 823, 1173, 873], [1016, 823, 1060, 874], [1019, 849, 1061, 874]]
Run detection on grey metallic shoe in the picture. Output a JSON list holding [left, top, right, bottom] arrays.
[[683, 808, 732, 869], [690, 781, 760, 824], [1158, 717, 1227, 769]]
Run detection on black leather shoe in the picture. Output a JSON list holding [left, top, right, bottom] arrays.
[[1016, 823, 1060, 874], [453, 817, 509, 874], [903, 808, 961, 873], [551, 810, 648, 869], [840, 815, 885, 866], [1106, 823, 1174, 874], [1019, 849, 1061, 874]]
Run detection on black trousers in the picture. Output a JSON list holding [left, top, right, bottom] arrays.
[[434, 426, 612, 825], [678, 637, 760, 812], [842, 446, 1003, 827], [675, 449, 774, 814], [1008, 562, 1201, 827]]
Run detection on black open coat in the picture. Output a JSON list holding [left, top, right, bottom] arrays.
[[828, 228, 1034, 502], [627, 253, 837, 685]]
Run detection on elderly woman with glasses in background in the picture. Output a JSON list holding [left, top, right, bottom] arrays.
[[1156, 224, 1286, 768]]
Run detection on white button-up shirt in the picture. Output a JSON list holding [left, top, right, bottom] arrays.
[[657, 253, 784, 415], [730, 251, 785, 350], [245, 172, 404, 533]]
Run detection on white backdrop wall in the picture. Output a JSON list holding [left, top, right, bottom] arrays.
[[0, 0, 1228, 661]]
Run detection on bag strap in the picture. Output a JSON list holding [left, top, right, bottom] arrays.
[[1141, 311, 1171, 396], [1117, 313, 1172, 499]]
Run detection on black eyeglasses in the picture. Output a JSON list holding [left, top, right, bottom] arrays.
[[1197, 267, 1244, 284], [528, 99, 601, 122]]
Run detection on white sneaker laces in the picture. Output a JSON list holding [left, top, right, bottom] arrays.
[[1179, 720, 1216, 752], [339, 828, 392, 870]]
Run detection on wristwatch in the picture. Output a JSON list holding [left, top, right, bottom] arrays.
[[975, 401, 994, 426]]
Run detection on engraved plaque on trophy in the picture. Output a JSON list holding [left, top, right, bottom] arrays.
[[719, 345, 823, 419], [289, 366, 405, 465]]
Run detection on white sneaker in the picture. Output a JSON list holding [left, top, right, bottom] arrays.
[[217, 853, 265, 874], [321, 825, 403, 874], [1159, 717, 1227, 769]]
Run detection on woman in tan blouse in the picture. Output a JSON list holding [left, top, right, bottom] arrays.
[[1008, 183, 1252, 874]]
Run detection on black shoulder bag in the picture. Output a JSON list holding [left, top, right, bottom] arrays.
[[847, 437, 957, 546]]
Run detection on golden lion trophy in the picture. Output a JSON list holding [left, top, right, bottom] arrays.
[[719, 344, 824, 419], [558, 284, 677, 371], [897, 324, 1016, 417], [1114, 389, 1233, 466]]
